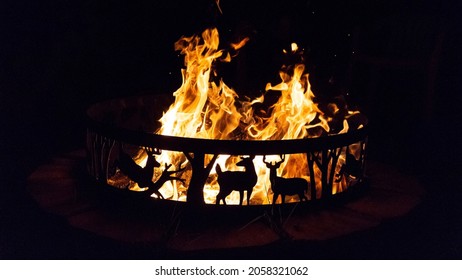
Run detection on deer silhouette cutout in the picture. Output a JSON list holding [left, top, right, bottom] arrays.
[[215, 155, 257, 205], [263, 155, 308, 204], [117, 146, 185, 199], [335, 152, 362, 183]]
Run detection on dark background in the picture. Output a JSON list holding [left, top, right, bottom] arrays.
[[1, 0, 461, 259]]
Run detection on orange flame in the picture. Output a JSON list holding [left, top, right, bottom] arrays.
[[157, 28, 243, 140], [149, 28, 358, 204]]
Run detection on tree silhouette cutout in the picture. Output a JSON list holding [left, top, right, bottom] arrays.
[[183, 152, 219, 205]]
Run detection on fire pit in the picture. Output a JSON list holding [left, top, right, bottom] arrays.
[[86, 95, 368, 207], [86, 28, 368, 208]]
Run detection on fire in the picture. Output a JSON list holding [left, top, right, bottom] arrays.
[[138, 28, 361, 204], [158, 28, 243, 140], [247, 44, 329, 140]]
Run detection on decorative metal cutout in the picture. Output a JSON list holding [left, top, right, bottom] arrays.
[[263, 155, 308, 204], [215, 155, 257, 205], [307, 147, 343, 199], [116, 146, 185, 198], [87, 130, 367, 206], [182, 152, 218, 205]]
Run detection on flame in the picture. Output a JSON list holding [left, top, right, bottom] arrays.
[[157, 28, 242, 140], [146, 28, 361, 204], [154, 28, 249, 202], [247, 63, 329, 139]]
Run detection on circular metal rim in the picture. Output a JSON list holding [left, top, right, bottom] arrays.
[[86, 94, 368, 155]]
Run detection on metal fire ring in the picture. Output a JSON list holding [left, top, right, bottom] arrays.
[[86, 94, 369, 207]]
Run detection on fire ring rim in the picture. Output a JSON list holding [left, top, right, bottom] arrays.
[[86, 94, 369, 155]]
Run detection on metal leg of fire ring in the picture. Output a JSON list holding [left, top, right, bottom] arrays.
[[238, 204, 298, 241], [263, 212, 291, 240], [159, 203, 184, 246]]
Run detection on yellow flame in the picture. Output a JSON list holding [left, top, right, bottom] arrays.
[[230, 37, 250, 51], [291, 42, 298, 52], [158, 28, 242, 140], [248, 63, 329, 140]]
